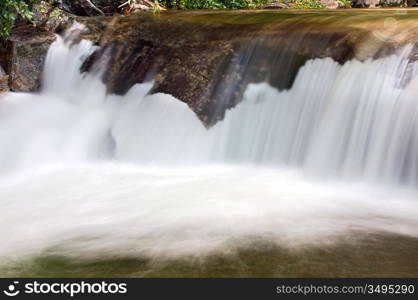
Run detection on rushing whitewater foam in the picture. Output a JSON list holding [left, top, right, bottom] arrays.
[[218, 57, 418, 186], [1, 164, 418, 259], [0, 34, 418, 260]]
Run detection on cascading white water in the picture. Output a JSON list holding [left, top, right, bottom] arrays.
[[211, 49, 418, 187], [1, 33, 418, 260]]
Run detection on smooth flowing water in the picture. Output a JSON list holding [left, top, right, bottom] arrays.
[[1, 29, 418, 276]]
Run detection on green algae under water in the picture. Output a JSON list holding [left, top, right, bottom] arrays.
[[2, 234, 418, 277]]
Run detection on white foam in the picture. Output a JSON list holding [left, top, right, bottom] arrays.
[[1, 164, 418, 259], [1, 35, 418, 260]]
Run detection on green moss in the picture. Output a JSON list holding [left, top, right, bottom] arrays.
[[339, 0, 353, 8], [294, 0, 326, 9], [49, 7, 63, 19], [2, 234, 418, 277]]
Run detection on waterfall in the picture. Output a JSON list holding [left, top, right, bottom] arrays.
[[210, 47, 418, 187], [1, 33, 418, 260]]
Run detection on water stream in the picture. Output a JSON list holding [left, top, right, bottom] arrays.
[[1, 28, 418, 276]]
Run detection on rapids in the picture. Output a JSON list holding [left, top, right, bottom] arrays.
[[1, 29, 418, 269]]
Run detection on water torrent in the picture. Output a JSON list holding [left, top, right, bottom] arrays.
[[1, 28, 418, 275]]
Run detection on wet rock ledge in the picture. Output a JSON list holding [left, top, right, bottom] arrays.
[[3, 10, 418, 125]]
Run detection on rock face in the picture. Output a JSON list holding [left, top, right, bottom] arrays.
[[0, 66, 9, 93], [4, 3, 77, 93], [79, 14, 358, 125], [76, 12, 418, 126], [0, 43, 7, 71], [7, 27, 56, 92], [5, 10, 418, 125], [0, 43, 8, 92]]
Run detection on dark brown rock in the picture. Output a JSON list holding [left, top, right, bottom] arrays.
[[73, 11, 418, 125], [7, 26, 56, 92], [0, 43, 7, 71], [6, 11, 418, 126], [2, 5, 77, 93], [78, 14, 358, 125], [0, 66, 9, 93]]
